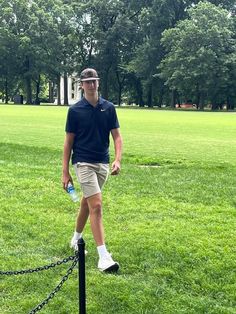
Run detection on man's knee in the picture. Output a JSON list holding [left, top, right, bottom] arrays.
[[90, 201, 102, 216], [81, 197, 89, 210], [87, 194, 102, 217]]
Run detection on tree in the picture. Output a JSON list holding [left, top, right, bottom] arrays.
[[127, 0, 236, 107], [0, 0, 80, 105], [159, 1, 235, 110], [0, 0, 235, 107], [72, 0, 147, 104], [127, 0, 198, 107], [0, 25, 21, 103]]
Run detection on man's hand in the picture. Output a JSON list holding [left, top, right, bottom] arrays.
[[62, 132, 75, 190], [62, 172, 73, 190], [111, 128, 122, 176], [111, 160, 121, 175]]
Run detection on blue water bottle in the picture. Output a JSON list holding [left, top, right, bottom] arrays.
[[67, 182, 79, 202]]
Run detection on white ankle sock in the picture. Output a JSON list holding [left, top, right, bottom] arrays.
[[97, 244, 109, 259], [73, 231, 82, 240]]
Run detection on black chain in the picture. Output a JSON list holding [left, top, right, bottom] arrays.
[[0, 255, 76, 276], [29, 256, 78, 314]]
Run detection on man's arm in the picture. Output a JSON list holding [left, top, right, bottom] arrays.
[[62, 132, 75, 189], [111, 128, 123, 175]]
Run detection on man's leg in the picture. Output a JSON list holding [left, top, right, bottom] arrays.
[[86, 192, 119, 272], [72, 163, 119, 271], [71, 192, 105, 251], [71, 196, 89, 250], [75, 196, 89, 233], [86, 192, 104, 246]]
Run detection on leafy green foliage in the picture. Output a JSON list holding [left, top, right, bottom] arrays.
[[159, 1, 236, 109], [0, 0, 236, 107]]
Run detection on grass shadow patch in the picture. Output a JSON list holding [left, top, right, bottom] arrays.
[[0, 142, 61, 166]]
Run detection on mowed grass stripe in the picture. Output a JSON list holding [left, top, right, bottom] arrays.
[[0, 105, 235, 313]]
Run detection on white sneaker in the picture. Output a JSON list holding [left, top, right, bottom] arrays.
[[98, 253, 119, 272], [70, 237, 88, 254]]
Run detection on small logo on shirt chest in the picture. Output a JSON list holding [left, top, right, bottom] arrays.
[[101, 109, 106, 112]]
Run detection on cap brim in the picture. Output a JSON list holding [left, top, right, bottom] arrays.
[[80, 77, 100, 82]]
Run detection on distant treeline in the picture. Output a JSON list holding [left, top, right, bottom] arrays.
[[0, 0, 235, 109]]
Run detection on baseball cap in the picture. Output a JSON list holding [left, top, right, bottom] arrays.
[[80, 68, 100, 82]]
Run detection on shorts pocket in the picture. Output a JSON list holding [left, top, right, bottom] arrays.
[[77, 165, 91, 183]]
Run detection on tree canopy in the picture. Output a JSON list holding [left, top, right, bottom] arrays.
[[0, 0, 235, 109], [160, 1, 236, 109]]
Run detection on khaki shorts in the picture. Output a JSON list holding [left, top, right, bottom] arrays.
[[73, 162, 109, 198]]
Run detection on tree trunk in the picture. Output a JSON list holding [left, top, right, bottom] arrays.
[[116, 73, 122, 106], [63, 73, 69, 105], [24, 56, 32, 104], [195, 83, 200, 109], [199, 92, 204, 110], [158, 88, 164, 107], [170, 89, 176, 108], [101, 69, 109, 99], [147, 83, 153, 107], [118, 84, 122, 106], [34, 75, 40, 105], [25, 77, 32, 104], [57, 75, 61, 105], [115, 70, 125, 106], [196, 94, 200, 110], [87, 41, 93, 65], [135, 78, 144, 107], [226, 96, 234, 110], [49, 81, 54, 103], [211, 95, 218, 110], [4, 77, 9, 104]]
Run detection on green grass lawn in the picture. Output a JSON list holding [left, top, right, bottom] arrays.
[[0, 105, 235, 314]]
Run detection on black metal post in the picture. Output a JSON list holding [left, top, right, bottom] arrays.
[[78, 238, 86, 314]]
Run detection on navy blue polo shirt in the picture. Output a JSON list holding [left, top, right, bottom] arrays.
[[65, 97, 120, 164]]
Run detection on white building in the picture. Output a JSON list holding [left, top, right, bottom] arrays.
[[55, 74, 82, 105]]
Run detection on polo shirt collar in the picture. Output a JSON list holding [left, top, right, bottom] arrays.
[[82, 96, 104, 108]]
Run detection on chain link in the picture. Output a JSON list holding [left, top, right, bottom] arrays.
[[1, 251, 82, 313], [29, 256, 78, 314], [0, 255, 76, 276]]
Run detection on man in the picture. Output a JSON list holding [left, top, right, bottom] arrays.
[[62, 68, 123, 272]]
